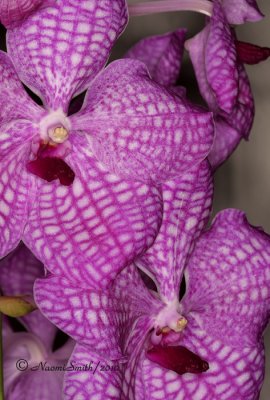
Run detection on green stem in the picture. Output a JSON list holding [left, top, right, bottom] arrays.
[[0, 313, 4, 400]]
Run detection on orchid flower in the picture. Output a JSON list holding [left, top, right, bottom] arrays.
[[0, 243, 74, 399], [128, 0, 270, 169], [0, 0, 214, 290], [35, 161, 270, 399]]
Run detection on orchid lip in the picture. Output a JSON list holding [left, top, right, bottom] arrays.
[[146, 345, 209, 375], [128, 0, 213, 17]]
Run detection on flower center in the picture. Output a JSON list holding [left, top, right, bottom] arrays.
[[48, 126, 69, 144], [151, 299, 188, 346], [39, 109, 71, 144], [26, 110, 75, 186], [147, 299, 209, 375]]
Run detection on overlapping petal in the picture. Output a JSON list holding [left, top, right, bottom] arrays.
[[0, 51, 42, 126], [36, 264, 160, 399], [24, 134, 162, 288], [124, 29, 186, 87], [208, 63, 254, 168], [186, 1, 238, 114], [34, 264, 160, 359], [0, 0, 42, 28], [0, 132, 31, 258], [222, 0, 263, 24], [137, 160, 213, 302], [186, 1, 255, 168], [0, 244, 56, 348], [119, 210, 270, 399], [72, 59, 214, 183], [7, 0, 128, 112], [38, 207, 270, 399], [64, 344, 124, 400], [183, 209, 270, 347], [141, 209, 270, 399], [35, 274, 123, 360]]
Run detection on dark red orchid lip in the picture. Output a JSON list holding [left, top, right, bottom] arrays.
[[26, 157, 75, 186], [236, 40, 270, 65], [147, 345, 209, 375]]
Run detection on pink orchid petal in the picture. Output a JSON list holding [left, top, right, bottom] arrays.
[[122, 319, 153, 399], [34, 265, 160, 360], [0, 133, 31, 258], [72, 59, 214, 183], [208, 117, 242, 169], [209, 63, 254, 168], [24, 134, 162, 288], [7, 0, 128, 112], [186, 1, 238, 113], [64, 344, 124, 400], [222, 0, 263, 24], [183, 209, 270, 348], [137, 161, 213, 302], [0, 0, 42, 28], [0, 51, 42, 126], [124, 29, 186, 87], [0, 244, 57, 349], [35, 274, 122, 360]]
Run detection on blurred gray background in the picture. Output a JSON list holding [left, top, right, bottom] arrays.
[[116, 1, 270, 398]]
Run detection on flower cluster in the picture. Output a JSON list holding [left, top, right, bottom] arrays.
[[0, 0, 270, 399]]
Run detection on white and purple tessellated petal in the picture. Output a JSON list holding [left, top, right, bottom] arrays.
[[0, 0, 42, 28], [0, 51, 42, 126], [0, 52, 46, 258], [7, 0, 128, 112], [186, 0, 238, 114], [24, 134, 162, 289], [0, 125, 32, 258], [123, 210, 270, 400], [34, 265, 160, 360], [222, 0, 263, 24], [72, 59, 214, 183], [63, 344, 124, 400], [137, 160, 213, 302], [208, 63, 254, 168], [124, 29, 186, 87]]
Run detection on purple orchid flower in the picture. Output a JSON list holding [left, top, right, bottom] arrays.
[[185, 0, 270, 169], [0, 0, 215, 289], [35, 161, 270, 399], [0, 243, 74, 399], [127, 0, 269, 170]]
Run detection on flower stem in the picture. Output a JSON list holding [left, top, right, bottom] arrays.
[[0, 313, 4, 400], [128, 0, 213, 17]]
